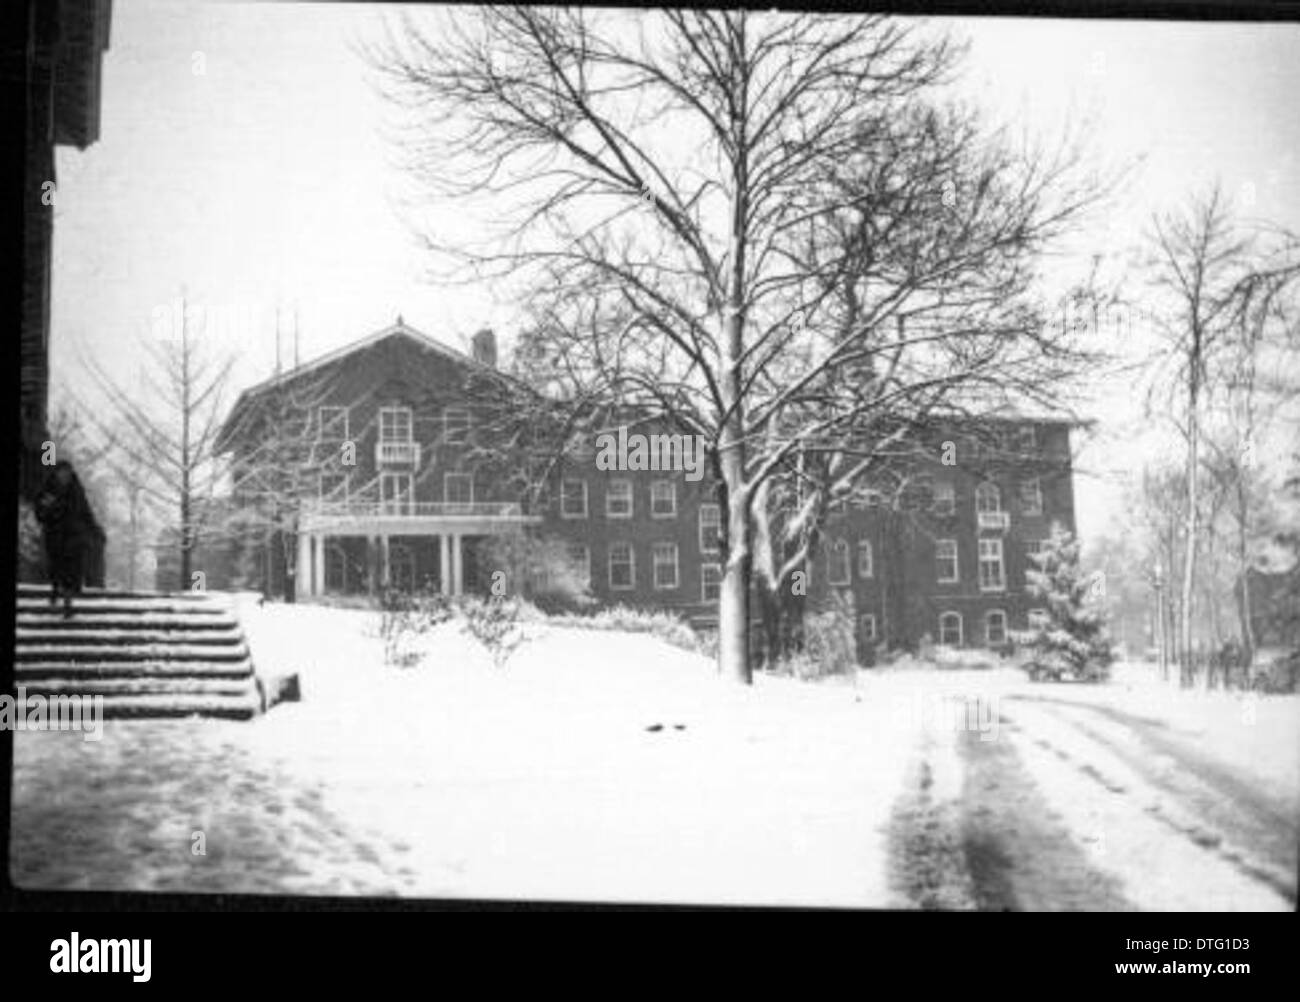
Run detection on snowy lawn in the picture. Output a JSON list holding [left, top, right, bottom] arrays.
[[13, 596, 920, 906]]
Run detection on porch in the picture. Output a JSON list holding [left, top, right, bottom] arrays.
[[295, 501, 541, 599]]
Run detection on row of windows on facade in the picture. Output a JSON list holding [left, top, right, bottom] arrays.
[[559, 534, 1050, 604], [875, 607, 1051, 647], [549, 540, 722, 601], [821, 536, 1050, 593], [315, 405, 472, 444]]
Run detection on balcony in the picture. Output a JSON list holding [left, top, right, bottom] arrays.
[[376, 440, 421, 466], [977, 510, 1010, 532], [300, 499, 540, 535]]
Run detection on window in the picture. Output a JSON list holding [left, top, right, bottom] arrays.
[[860, 614, 877, 642], [827, 538, 851, 586], [380, 472, 413, 514], [985, 610, 1008, 645], [379, 406, 413, 442], [650, 480, 677, 518], [1028, 608, 1049, 630], [911, 473, 935, 510], [933, 481, 956, 516], [1019, 478, 1043, 516], [566, 544, 591, 589], [1025, 540, 1046, 590], [561, 479, 588, 519], [939, 611, 963, 646], [319, 471, 349, 501], [858, 539, 874, 578], [699, 503, 722, 553], [443, 406, 471, 444], [317, 406, 349, 441], [979, 538, 1006, 592], [651, 542, 679, 590], [443, 473, 473, 506], [608, 542, 635, 590], [1018, 424, 1037, 454], [975, 482, 1002, 514], [936, 540, 959, 583], [605, 478, 633, 518], [701, 563, 722, 602]]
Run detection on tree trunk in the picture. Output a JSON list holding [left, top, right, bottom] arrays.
[[1236, 477, 1256, 669], [1180, 416, 1198, 686]]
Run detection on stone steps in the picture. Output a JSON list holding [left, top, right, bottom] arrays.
[[13, 584, 263, 720]]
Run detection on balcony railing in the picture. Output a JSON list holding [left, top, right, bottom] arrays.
[[375, 440, 421, 466], [977, 510, 1010, 532], [308, 500, 528, 519]]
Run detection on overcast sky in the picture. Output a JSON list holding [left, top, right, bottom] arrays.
[[49, 2, 1300, 542]]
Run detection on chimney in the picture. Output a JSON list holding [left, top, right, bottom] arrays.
[[471, 327, 497, 368]]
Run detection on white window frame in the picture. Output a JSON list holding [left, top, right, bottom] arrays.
[[443, 472, 473, 506], [605, 478, 634, 518], [380, 472, 413, 514], [933, 481, 956, 516], [566, 544, 591, 590], [827, 538, 851, 586], [701, 562, 722, 603], [1025, 540, 1046, 591], [561, 479, 588, 519], [379, 406, 413, 443], [1018, 424, 1037, 453], [443, 406, 471, 444], [1028, 608, 1049, 630], [976, 481, 1002, 514], [608, 542, 635, 591], [650, 480, 677, 518], [651, 542, 679, 591], [936, 539, 959, 583], [1020, 478, 1043, 517], [985, 609, 1008, 645], [860, 614, 877, 642], [979, 538, 1006, 592], [699, 503, 722, 553], [317, 406, 349, 441], [858, 539, 874, 579], [939, 611, 963, 646]]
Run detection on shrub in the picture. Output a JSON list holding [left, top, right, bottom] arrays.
[[377, 585, 454, 668], [544, 604, 701, 653], [459, 594, 525, 668], [474, 533, 596, 613], [771, 594, 857, 679], [18, 499, 45, 583]]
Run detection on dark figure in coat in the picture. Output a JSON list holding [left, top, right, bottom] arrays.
[[35, 460, 95, 617]]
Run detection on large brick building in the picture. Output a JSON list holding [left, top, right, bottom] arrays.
[[215, 319, 1079, 651]]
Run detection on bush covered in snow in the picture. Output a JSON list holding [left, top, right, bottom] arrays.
[[459, 594, 526, 668], [1011, 524, 1115, 681], [771, 593, 857, 679], [378, 585, 454, 668], [541, 604, 701, 653]]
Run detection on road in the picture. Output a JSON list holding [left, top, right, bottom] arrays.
[[889, 667, 1298, 911]]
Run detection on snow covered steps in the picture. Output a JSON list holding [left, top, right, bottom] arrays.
[[14, 584, 262, 719]]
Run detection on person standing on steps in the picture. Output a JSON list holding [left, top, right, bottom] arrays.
[[35, 460, 96, 618]]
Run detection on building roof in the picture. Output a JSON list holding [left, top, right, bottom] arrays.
[[215, 318, 506, 454]]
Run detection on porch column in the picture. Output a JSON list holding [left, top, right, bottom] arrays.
[[439, 534, 451, 596], [380, 534, 391, 587], [312, 534, 325, 596], [296, 530, 311, 599], [452, 533, 464, 596]]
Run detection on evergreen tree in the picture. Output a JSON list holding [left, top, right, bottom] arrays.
[[1012, 523, 1115, 681]]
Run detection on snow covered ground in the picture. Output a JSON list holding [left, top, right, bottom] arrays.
[[11, 597, 1298, 909]]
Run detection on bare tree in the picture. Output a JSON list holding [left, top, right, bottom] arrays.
[[80, 295, 236, 589], [1144, 185, 1299, 683], [368, 9, 1109, 681]]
